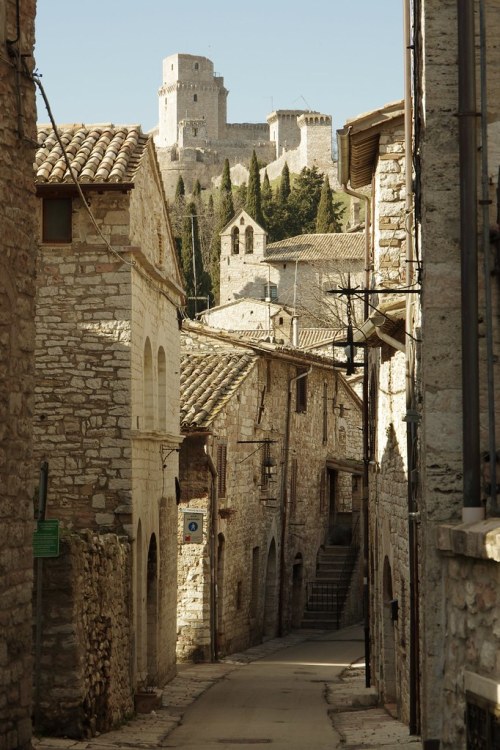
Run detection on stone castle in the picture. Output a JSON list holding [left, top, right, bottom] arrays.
[[152, 53, 338, 197]]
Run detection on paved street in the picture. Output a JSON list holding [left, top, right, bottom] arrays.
[[34, 626, 420, 750]]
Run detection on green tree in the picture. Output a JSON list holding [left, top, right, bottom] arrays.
[[209, 160, 235, 304], [175, 175, 185, 200], [278, 161, 291, 204], [245, 150, 264, 227], [181, 202, 211, 317], [316, 175, 344, 233], [261, 170, 274, 228], [192, 179, 202, 200], [288, 166, 324, 234]]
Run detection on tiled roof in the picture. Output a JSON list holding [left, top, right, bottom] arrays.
[[264, 233, 365, 262], [35, 124, 149, 184], [232, 328, 342, 349], [180, 352, 256, 430]]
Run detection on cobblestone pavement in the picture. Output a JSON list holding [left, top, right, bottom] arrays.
[[33, 627, 421, 750]]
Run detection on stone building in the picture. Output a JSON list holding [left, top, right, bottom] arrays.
[[337, 101, 410, 723], [176, 321, 364, 661], [33, 124, 184, 734], [153, 53, 338, 197], [218, 208, 365, 331], [0, 2, 37, 749], [338, 0, 500, 746]]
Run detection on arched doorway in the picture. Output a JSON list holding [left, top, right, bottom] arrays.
[[136, 520, 145, 681], [217, 533, 225, 651], [382, 556, 397, 706], [263, 539, 278, 638], [291, 552, 303, 628], [146, 534, 158, 684]]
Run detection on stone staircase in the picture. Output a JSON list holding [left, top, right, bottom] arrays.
[[301, 545, 358, 629]]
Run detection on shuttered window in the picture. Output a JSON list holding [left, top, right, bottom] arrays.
[[217, 444, 227, 498]]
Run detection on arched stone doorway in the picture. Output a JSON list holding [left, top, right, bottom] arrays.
[[382, 556, 397, 706], [217, 533, 225, 649], [263, 538, 278, 638], [146, 534, 158, 684], [136, 520, 145, 681], [291, 552, 303, 628]]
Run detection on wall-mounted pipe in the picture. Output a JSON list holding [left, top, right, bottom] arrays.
[[457, 0, 484, 521]]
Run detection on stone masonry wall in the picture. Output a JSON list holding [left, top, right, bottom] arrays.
[[436, 523, 500, 750], [34, 531, 133, 738], [0, 3, 37, 749], [34, 193, 133, 533]]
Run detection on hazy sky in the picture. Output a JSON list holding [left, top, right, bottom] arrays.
[[34, 1, 403, 134]]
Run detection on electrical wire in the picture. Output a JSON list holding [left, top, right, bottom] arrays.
[[33, 72, 135, 268]]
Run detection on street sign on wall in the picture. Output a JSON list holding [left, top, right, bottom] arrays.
[[181, 510, 204, 544], [33, 519, 60, 558]]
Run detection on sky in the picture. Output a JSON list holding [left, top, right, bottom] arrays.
[[34, 1, 403, 135]]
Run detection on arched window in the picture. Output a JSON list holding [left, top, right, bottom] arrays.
[[143, 338, 154, 430], [231, 227, 239, 254], [157, 347, 166, 431], [245, 226, 254, 254]]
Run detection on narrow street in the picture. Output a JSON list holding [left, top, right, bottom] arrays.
[[163, 630, 363, 749]]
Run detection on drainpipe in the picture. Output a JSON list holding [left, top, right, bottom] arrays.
[[204, 445, 218, 661], [403, 0, 421, 735], [337, 127, 371, 687], [478, 0, 497, 515], [457, 0, 483, 522], [278, 366, 312, 637]]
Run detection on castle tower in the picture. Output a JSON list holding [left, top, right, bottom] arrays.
[[297, 113, 333, 166], [157, 53, 228, 148], [267, 110, 317, 159], [219, 210, 270, 304]]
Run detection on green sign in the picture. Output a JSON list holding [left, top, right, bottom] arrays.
[[33, 520, 60, 558]]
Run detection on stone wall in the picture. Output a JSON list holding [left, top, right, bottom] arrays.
[[437, 522, 500, 749], [0, 2, 37, 749], [34, 532, 133, 738], [33, 199, 133, 533]]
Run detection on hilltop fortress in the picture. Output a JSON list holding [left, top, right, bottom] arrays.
[[152, 53, 339, 197]]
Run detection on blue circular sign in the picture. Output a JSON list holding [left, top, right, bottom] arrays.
[[188, 521, 198, 532]]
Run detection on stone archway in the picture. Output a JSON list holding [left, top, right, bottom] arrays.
[[382, 556, 396, 706], [263, 538, 278, 638], [146, 534, 158, 684], [135, 520, 145, 681]]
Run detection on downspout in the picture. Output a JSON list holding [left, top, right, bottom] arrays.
[[479, 0, 497, 515], [204, 445, 218, 661], [403, 0, 421, 735], [337, 127, 371, 687], [278, 365, 312, 637], [458, 0, 483, 521]]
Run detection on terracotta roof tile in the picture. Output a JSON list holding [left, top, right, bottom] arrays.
[[35, 124, 149, 184], [180, 352, 256, 430], [264, 233, 365, 262]]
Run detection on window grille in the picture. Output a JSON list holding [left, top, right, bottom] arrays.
[[466, 693, 500, 749], [217, 444, 227, 498]]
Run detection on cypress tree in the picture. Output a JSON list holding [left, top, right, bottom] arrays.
[[181, 202, 211, 316], [192, 179, 202, 199], [261, 170, 273, 225], [278, 162, 291, 204], [245, 150, 264, 227], [316, 175, 342, 233], [175, 175, 185, 200], [209, 160, 235, 304]]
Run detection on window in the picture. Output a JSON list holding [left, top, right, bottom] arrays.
[[42, 197, 72, 243], [157, 347, 166, 431], [245, 226, 254, 254], [296, 368, 308, 413], [193, 94, 198, 102], [217, 444, 227, 498], [194, 62, 199, 70], [263, 283, 278, 301], [231, 227, 239, 254], [236, 581, 242, 610], [193, 127, 198, 137], [143, 338, 154, 430]]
